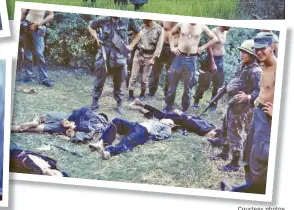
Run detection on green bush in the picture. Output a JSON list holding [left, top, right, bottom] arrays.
[[45, 12, 97, 70]]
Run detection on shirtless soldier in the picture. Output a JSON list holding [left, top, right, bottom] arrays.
[[148, 21, 179, 97], [164, 23, 218, 112], [242, 33, 277, 194], [193, 26, 230, 110]]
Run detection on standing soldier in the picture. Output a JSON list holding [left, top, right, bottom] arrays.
[[208, 40, 262, 172], [193, 26, 230, 110], [164, 23, 218, 113], [242, 33, 277, 194], [88, 16, 140, 114], [148, 21, 179, 97], [20, 9, 54, 87], [128, 19, 164, 100]]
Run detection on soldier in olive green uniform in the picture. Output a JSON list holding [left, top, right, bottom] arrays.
[[208, 40, 262, 172]]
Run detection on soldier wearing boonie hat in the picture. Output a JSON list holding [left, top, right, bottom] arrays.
[[208, 39, 262, 173]]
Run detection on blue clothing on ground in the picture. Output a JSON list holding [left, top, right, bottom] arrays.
[[105, 118, 171, 156]]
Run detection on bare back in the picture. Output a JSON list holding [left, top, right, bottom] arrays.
[[211, 27, 227, 56], [177, 23, 203, 54], [257, 66, 276, 104]]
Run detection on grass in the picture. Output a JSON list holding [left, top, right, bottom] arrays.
[[11, 67, 246, 191], [8, 0, 240, 20]]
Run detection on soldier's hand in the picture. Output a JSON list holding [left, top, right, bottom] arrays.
[[196, 47, 204, 55], [96, 38, 103, 48], [263, 102, 273, 116], [29, 23, 39, 31], [234, 91, 248, 103], [149, 57, 155, 65], [171, 47, 181, 56], [210, 63, 217, 73], [126, 45, 133, 51]]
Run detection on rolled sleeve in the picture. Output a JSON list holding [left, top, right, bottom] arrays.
[[153, 27, 164, 58]]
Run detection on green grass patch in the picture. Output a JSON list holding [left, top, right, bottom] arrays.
[[8, 0, 239, 20]]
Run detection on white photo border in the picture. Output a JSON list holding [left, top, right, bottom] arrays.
[[0, 55, 12, 207], [0, 0, 11, 38], [11, 1, 287, 203]]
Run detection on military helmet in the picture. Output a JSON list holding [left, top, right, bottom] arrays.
[[238, 39, 256, 56]]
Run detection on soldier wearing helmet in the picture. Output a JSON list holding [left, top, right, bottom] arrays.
[[208, 39, 262, 172]]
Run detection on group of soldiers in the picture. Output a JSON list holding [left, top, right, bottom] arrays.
[[19, 10, 278, 194]]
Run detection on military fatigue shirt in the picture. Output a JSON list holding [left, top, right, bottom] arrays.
[[90, 17, 140, 47], [137, 22, 164, 58], [226, 61, 262, 104]]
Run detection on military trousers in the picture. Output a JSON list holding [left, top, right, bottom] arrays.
[[93, 51, 126, 103], [243, 107, 271, 188], [23, 27, 49, 82], [149, 43, 175, 96], [193, 56, 224, 104], [128, 50, 154, 93]]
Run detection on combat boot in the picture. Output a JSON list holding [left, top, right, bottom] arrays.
[[116, 102, 124, 115], [207, 136, 225, 148], [91, 98, 99, 111], [219, 151, 241, 172], [208, 144, 230, 161], [139, 91, 145, 100], [129, 90, 135, 100]]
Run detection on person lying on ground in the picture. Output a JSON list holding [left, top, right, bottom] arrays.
[[89, 117, 175, 159], [129, 98, 219, 137], [10, 144, 68, 177], [11, 107, 110, 142], [11, 112, 73, 135]]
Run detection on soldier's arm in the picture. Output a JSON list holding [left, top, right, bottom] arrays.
[[38, 11, 54, 25], [169, 23, 181, 50], [128, 19, 142, 49], [207, 45, 215, 68], [88, 24, 99, 42], [199, 25, 218, 52], [249, 67, 262, 104], [153, 27, 164, 58]]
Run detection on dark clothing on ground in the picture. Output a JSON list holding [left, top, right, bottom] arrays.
[[10, 145, 68, 177], [194, 56, 224, 106], [149, 43, 175, 96], [68, 107, 109, 143], [165, 54, 199, 111], [105, 118, 171, 156], [143, 104, 215, 136], [43, 112, 70, 133], [68, 107, 109, 133]]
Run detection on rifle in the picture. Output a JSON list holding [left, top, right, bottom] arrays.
[[98, 27, 108, 74], [199, 82, 227, 117]]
